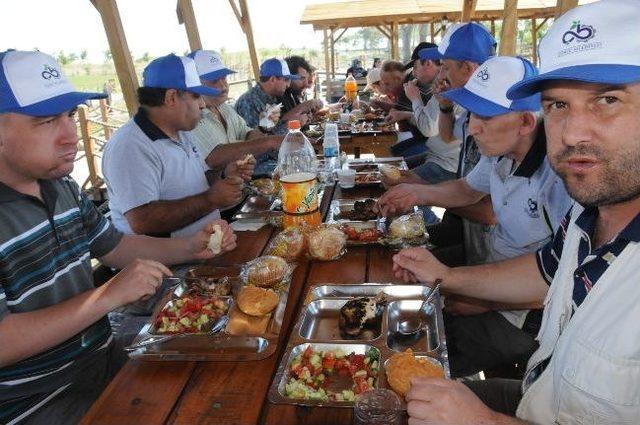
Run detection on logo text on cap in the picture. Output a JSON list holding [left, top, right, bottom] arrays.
[[562, 20, 596, 45], [41, 65, 60, 80]]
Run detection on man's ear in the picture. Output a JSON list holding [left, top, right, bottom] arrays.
[[164, 89, 179, 107], [519, 111, 539, 136]]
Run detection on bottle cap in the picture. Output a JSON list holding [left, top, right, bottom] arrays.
[[288, 120, 301, 130]]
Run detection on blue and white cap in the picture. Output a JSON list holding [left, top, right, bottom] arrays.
[[443, 56, 541, 117], [419, 22, 496, 64], [260, 58, 300, 80], [508, 0, 640, 99], [188, 50, 236, 82], [142, 54, 219, 96], [0, 50, 106, 116]]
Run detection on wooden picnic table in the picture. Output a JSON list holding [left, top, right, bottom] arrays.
[[81, 183, 405, 425], [339, 131, 397, 158]]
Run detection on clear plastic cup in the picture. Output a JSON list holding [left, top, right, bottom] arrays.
[[336, 168, 356, 189], [353, 388, 402, 425]]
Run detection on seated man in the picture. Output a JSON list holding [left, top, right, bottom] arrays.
[[235, 58, 313, 173], [392, 1, 640, 423], [188, 50, 283, 172], [103, 54, 250, 238], [281, 56, 323, 116], [346, 58, 367, 78], [0, 50, 236, 425], [378, 56, 573, 377]]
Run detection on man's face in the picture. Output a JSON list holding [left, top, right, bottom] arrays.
[[0, 109, 79, 180], [380, 70, 404, 98], [174, 91, 205, 131], [273, 77, 289, 97], [441, 59, 473, 88], [543, 81, 640, 207], [202, 76, 229, 105], [413, 60, 440, 85], [468, 112, 525, 158], [290, 67, 308, 93]]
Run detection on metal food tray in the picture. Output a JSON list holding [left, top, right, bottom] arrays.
[[333, 220, 385, 246], [327, 198, 379, 223], [126, 271, 290, 361], [232, 189, 324, 221], [268, 283, 449, 408]]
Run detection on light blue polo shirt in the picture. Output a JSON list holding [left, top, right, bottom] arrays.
[[102, 108, 220, 238], [465, 127, 573, 261]]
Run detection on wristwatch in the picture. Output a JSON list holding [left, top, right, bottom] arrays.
[[439, 104, 454, 114]]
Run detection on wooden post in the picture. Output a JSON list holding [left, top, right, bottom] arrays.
[[555, 0, 578, 18], [176, 0, 202, 52], [461, 0, 477, 22], [330, 28, 336, 78], [430, 22, 435, 42], [390, 22, 399, 60], [499, 0, 518, 56], [228, 0, 260, 82], [323, 28, 332, 102], [78, 106, 101, 190], [91, 0, 139, 116], [99, 99, 112, 140], [490, 19, 496, 37], [531, 18, 538, 65]]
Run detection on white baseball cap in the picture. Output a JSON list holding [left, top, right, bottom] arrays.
[[443, 56, 540, 117], [0, 50, 106, 116], [508, 0, 640, 99], [188, 50, 236, 82]]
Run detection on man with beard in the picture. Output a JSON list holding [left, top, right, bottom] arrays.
[[281, 56, 322, 116], [392, 1, 640, 423], [103, 54, 247, 238]]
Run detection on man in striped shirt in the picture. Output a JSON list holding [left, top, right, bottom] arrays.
[[0, 50, 237, 424]]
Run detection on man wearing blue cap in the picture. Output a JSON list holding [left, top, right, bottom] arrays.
[[392, 1, 640, 423], [103, 54, 247, 238], [235, 57, 313, 174], [0, 50, 237, 424], [379, 56, 572, 377], [188, 50, 283, 171]]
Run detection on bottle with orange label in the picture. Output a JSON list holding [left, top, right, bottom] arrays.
[[277, 120, 321, 229]]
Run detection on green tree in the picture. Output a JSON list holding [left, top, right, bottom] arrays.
[[103, 50, 113, 63], [80, 50, 88, 61]]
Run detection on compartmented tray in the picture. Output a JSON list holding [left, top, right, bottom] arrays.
[[268, 283, 449, 408], [126, 266, 291, 361]]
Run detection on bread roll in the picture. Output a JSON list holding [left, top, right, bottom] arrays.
[[207, 224, 223, 255], [246, 256, 288, 288], [236, 286, 279, 316], [308, 226, 346, 261], [379, 164, 401, 181], [385, 349, 444, 397]]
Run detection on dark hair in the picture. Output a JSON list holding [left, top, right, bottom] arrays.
[[259, 75, 285, 83], [420, 58, 442, 66], [137, 87, 188, 107], [381, 60, 405, 74], [284, 56, 312, 75]]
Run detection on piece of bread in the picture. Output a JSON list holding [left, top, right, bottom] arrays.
[[237, 153, 255, 167], [226, 306, 271, 335], [379, 164, 401, 181], [308, 226, 346, 261], [207, 224, 223, 255], [266, 227, 306, 261], [246, 256, 288, 288], [236, 286, 279, 316], [385, 349, 444, 397]]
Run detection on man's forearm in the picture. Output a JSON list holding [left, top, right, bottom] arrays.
[[205, 138, 277, 169], [0, 286, 112, 367], [438, 110, 455, 142], [100, 234, 193, 268], [417, 179, 485, 209], [448, 196, 497, 225], [443, 252, 549, 305]]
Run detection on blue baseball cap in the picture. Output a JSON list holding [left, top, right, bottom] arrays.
[[142, 54, 219, 96], [508, 0, 640, 99], [419, 22, 496, 64], [188, 50, 236, 82], [0, 50, 106, 116], [442, 56, 541, 117], [260, 58, 300, 80]]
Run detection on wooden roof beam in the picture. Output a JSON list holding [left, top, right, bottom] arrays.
[[461, 0, 478, 22], [228, 0, 260, 81], [176, 0, 202, 52], [499, 0, 519, 56], [332, 28, 349, 45], [555, 0, 578, 18], [376, 25, 391, 38]]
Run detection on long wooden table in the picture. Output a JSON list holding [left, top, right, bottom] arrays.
[[82, 183, 403, 425], [339, 132, 397, 158]]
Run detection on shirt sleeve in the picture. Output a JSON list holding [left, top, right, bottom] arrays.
[[0, 286, 8, 320], [411, 96, 440, 138], [535, 207, 573, 285], [465, 155, 492, 194], [234, 96, 260, 129], [232, 109, 252, 141]]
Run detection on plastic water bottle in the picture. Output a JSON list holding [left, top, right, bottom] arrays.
[[344, 74, 358, 102], [323, 123, 340, 179]]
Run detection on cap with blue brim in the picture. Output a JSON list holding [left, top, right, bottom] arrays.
[[143, 54, 220, 96], [419, 22, 496, 64], [188, 50, 236, 82], [508, 0, 640, 100], [0, 50, 106, 117], [260, 58, 300, 80], [442, 56, 541, 117]]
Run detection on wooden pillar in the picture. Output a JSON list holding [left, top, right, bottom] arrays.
[[490, 19, 496, 37], [78, 106, 101, 190], [229, 0, 260, 81], [461, 0, 477, 22], [91, 0, 139, 116], [330, 28, 336, 78], [99, 99, 112, 140], [176, 0, 202, 52], [531, 18, 538, 65], [390, 22, 399, 60], [499, 0, 518, 56], [555, 0, 578, 18], [430, 22, 435, 42], [323, 28, 332, 101]]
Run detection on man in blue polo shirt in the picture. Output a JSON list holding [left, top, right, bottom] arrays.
[[0, 50, 237, 424], [379, 56, 573, 377], [392, 1, 640, 423]]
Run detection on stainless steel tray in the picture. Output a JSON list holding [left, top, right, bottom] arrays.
[[127, 273, 291, 361], [327, 198, 379, 223], [268, 283, 449, 408]]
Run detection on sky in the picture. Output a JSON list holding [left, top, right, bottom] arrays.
[[0, 0, 336, 62]]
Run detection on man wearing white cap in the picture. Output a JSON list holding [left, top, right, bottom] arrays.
[[379, 56, 572, 377], [103, 54, 246, 238], [188, 50, 283, 171], [0, 50, 237, 424], [392, 1, 640, 423]]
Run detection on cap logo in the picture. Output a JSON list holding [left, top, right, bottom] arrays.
[[209, 57, 220, 65], [476, 68, 490, 81], [562, 20, 596, 44], [41, 64, 60, 80]]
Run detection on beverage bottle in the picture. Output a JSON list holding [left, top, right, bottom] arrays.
[[323, 123, 340, 179], [277, 120, 321, 229], [344, 74, 358, 102]]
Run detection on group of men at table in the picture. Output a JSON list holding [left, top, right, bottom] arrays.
[[1, 0, 639, 423]]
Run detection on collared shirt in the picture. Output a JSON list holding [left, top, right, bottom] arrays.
[[394, 77, 430, 142], [102, 108, 219, 238], [280, 87, 302, 115], [466, 128, 573, 260], [234, 84, 287, 135], [189, 103, 253, 157], [0, 177, 122, 424]]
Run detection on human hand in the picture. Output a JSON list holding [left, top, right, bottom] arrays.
[[404, 79, 421, 103], [406, 378, 502, 425], [101, 259, 171, 309], [267, 135, 285, 150], [385, 110, 411, 124], [381, 170, 423, 189], [303, 99, 324, 113], [225, 154, 256, 182], [207, 176, 244, 209], [444, 295, 492, 316], [375, 183, 422, 217], [392, 247, 448, 284], [189, 220, 238, 260]]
